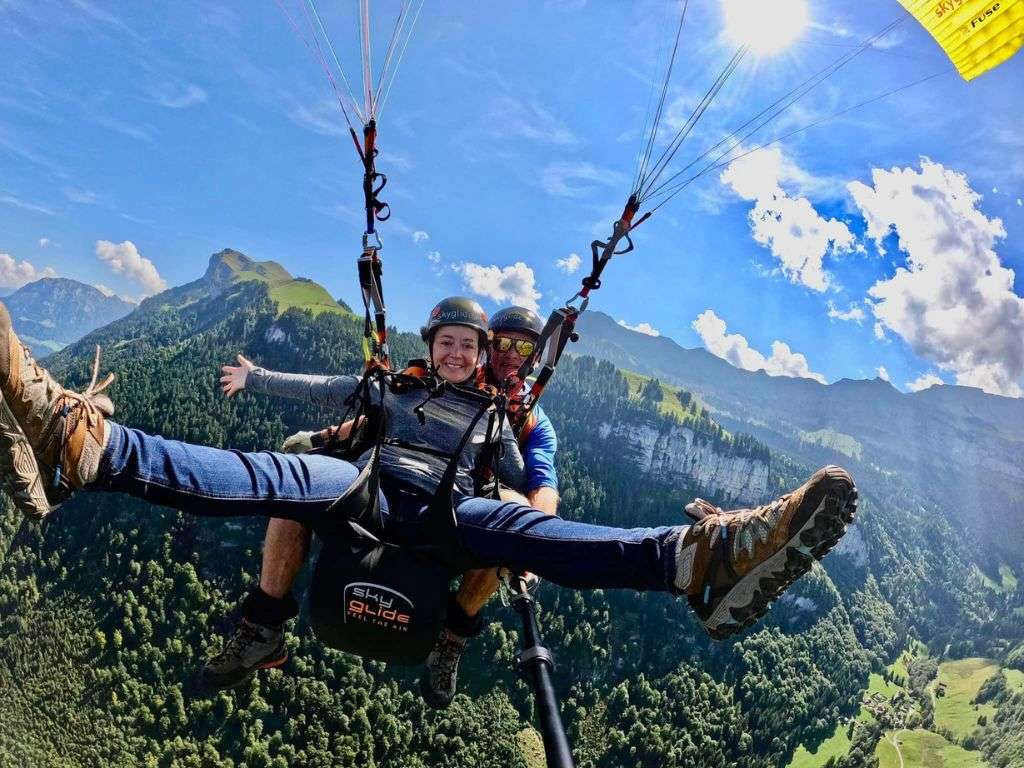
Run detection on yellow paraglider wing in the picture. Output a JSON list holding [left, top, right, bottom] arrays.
[[897, 0, 1024, 80]]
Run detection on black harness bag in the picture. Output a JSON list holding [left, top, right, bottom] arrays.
[[307, 372, 496, 665], [309, 521, 453, 665]]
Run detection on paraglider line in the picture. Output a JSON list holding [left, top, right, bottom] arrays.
[[647, 68, 950, 211], [376, 0, 426, 120], [305, 0, 367, 125]]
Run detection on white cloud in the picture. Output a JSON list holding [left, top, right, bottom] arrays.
[[692, 309, 826, 384], [1017, 198, 1022, 207], [827, 301, 866, 323], [720, 146, 855, 291], [485, 96, 578, 146], [94, 240, 167, 296], [412, 230, 430, 244], [93, 283, 115, 297], [290, 99, 345, 137], [152, 83, 208, 109], [62, 187, 100, 205], [38, 238, 52, 248], [454, 261, 540, 312], [92, 114, 154, 142], [555, 252, 581, 274], [426, 250, 441, 264], [906, 372, 944, 392], [0, 194, 54, 216], [848, 158, 1024, 398], [540, 161, 625, 198], [876, 366, 890, 382], [617, 319, 660, 336], [0, 253, 56, 289]]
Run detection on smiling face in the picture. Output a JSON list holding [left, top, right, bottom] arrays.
[[430, 324, 482, 384], [488, 329, 536, 383]]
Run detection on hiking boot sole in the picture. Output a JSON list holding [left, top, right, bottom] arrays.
[[419, 674, 455, 710], [199, 649, 289, 692], [703, 465, 858, 640], [0, 392, 51, 520]]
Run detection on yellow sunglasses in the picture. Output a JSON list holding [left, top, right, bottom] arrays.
[[493, 336, 536, 357]]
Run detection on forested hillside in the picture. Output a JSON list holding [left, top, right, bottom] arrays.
[[0, 278, 1021, 767]]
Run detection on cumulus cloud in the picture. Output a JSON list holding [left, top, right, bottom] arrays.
[[906, 372, 944, 392], [556, 253, 581, 274], [617, 319, 660, 336], [95, 240, 167, 296], [38, 238, 52, 248], [93, 283, 115, 297], [540, 161, 625, 198], [454, 261, 540, 311], [426, 250, 441, 264], [692, 309, 826, 384], [827, 301, 866, 323], [876, 366, 890, 382], [0, 252, 56, 288], [412, 230, 430, 244], [720, 146, 855, 291], [848, 158, 1024, 397]]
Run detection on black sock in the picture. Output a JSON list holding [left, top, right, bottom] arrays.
[[443, 591, 484, 639], [241, 586, 299, 628]]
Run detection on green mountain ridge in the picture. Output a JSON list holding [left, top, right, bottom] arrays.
[[0, 268, 1019, 767], [138, 248, 350, 319]]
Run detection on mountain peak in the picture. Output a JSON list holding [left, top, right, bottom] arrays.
[[203, 249, 292, 290], [3, 276, 135, 353]]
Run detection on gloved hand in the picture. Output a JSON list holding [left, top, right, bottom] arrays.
[[281, 430, 316, 454]]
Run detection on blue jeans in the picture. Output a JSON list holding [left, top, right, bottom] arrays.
[[95, 424, 682, 592]]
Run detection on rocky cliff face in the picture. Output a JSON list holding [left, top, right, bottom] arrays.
[[598, 418, 770, 503]]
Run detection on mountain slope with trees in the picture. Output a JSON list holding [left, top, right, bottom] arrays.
[[0, 262, 1019, 766]]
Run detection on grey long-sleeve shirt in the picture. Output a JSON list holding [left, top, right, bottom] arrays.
[[246, 367, 526, 498]]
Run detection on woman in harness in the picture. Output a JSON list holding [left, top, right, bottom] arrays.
[[0, 296, 857, 646]]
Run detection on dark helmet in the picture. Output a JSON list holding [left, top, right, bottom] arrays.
[[489, 305, 544, 338], [421, 296, 490, 347]]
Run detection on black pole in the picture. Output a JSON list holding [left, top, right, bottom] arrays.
[[508, 577, 575, 768]]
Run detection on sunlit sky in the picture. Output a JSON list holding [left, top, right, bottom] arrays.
[[2, 1, 1023, 396]]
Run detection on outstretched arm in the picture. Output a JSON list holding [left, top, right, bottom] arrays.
[[220, 354, 362, 409]]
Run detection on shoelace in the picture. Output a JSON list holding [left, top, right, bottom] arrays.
[[699, 495, 790, 561], [216, 621, 262, 663], [43, 346, 115, 488]]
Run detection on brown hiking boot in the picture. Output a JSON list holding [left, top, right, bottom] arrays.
[[0, 394, 51, 519], [0, 302, 114, 508], [675, 465, 857, 640]]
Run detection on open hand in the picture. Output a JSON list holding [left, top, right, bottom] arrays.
[[220, 354, 255, 398]]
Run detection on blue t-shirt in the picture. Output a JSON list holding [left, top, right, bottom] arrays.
[[522, 404, 558, 492]]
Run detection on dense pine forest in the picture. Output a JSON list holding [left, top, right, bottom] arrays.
[[0, 276, 1022, 767]]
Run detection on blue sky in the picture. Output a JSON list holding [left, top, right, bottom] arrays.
[[2, 1, 1023, 396]]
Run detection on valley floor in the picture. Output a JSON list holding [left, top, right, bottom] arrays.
[[787, 646, 1024, 768]]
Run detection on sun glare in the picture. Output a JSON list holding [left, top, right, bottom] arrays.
[[722, 0, 809, 55]]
